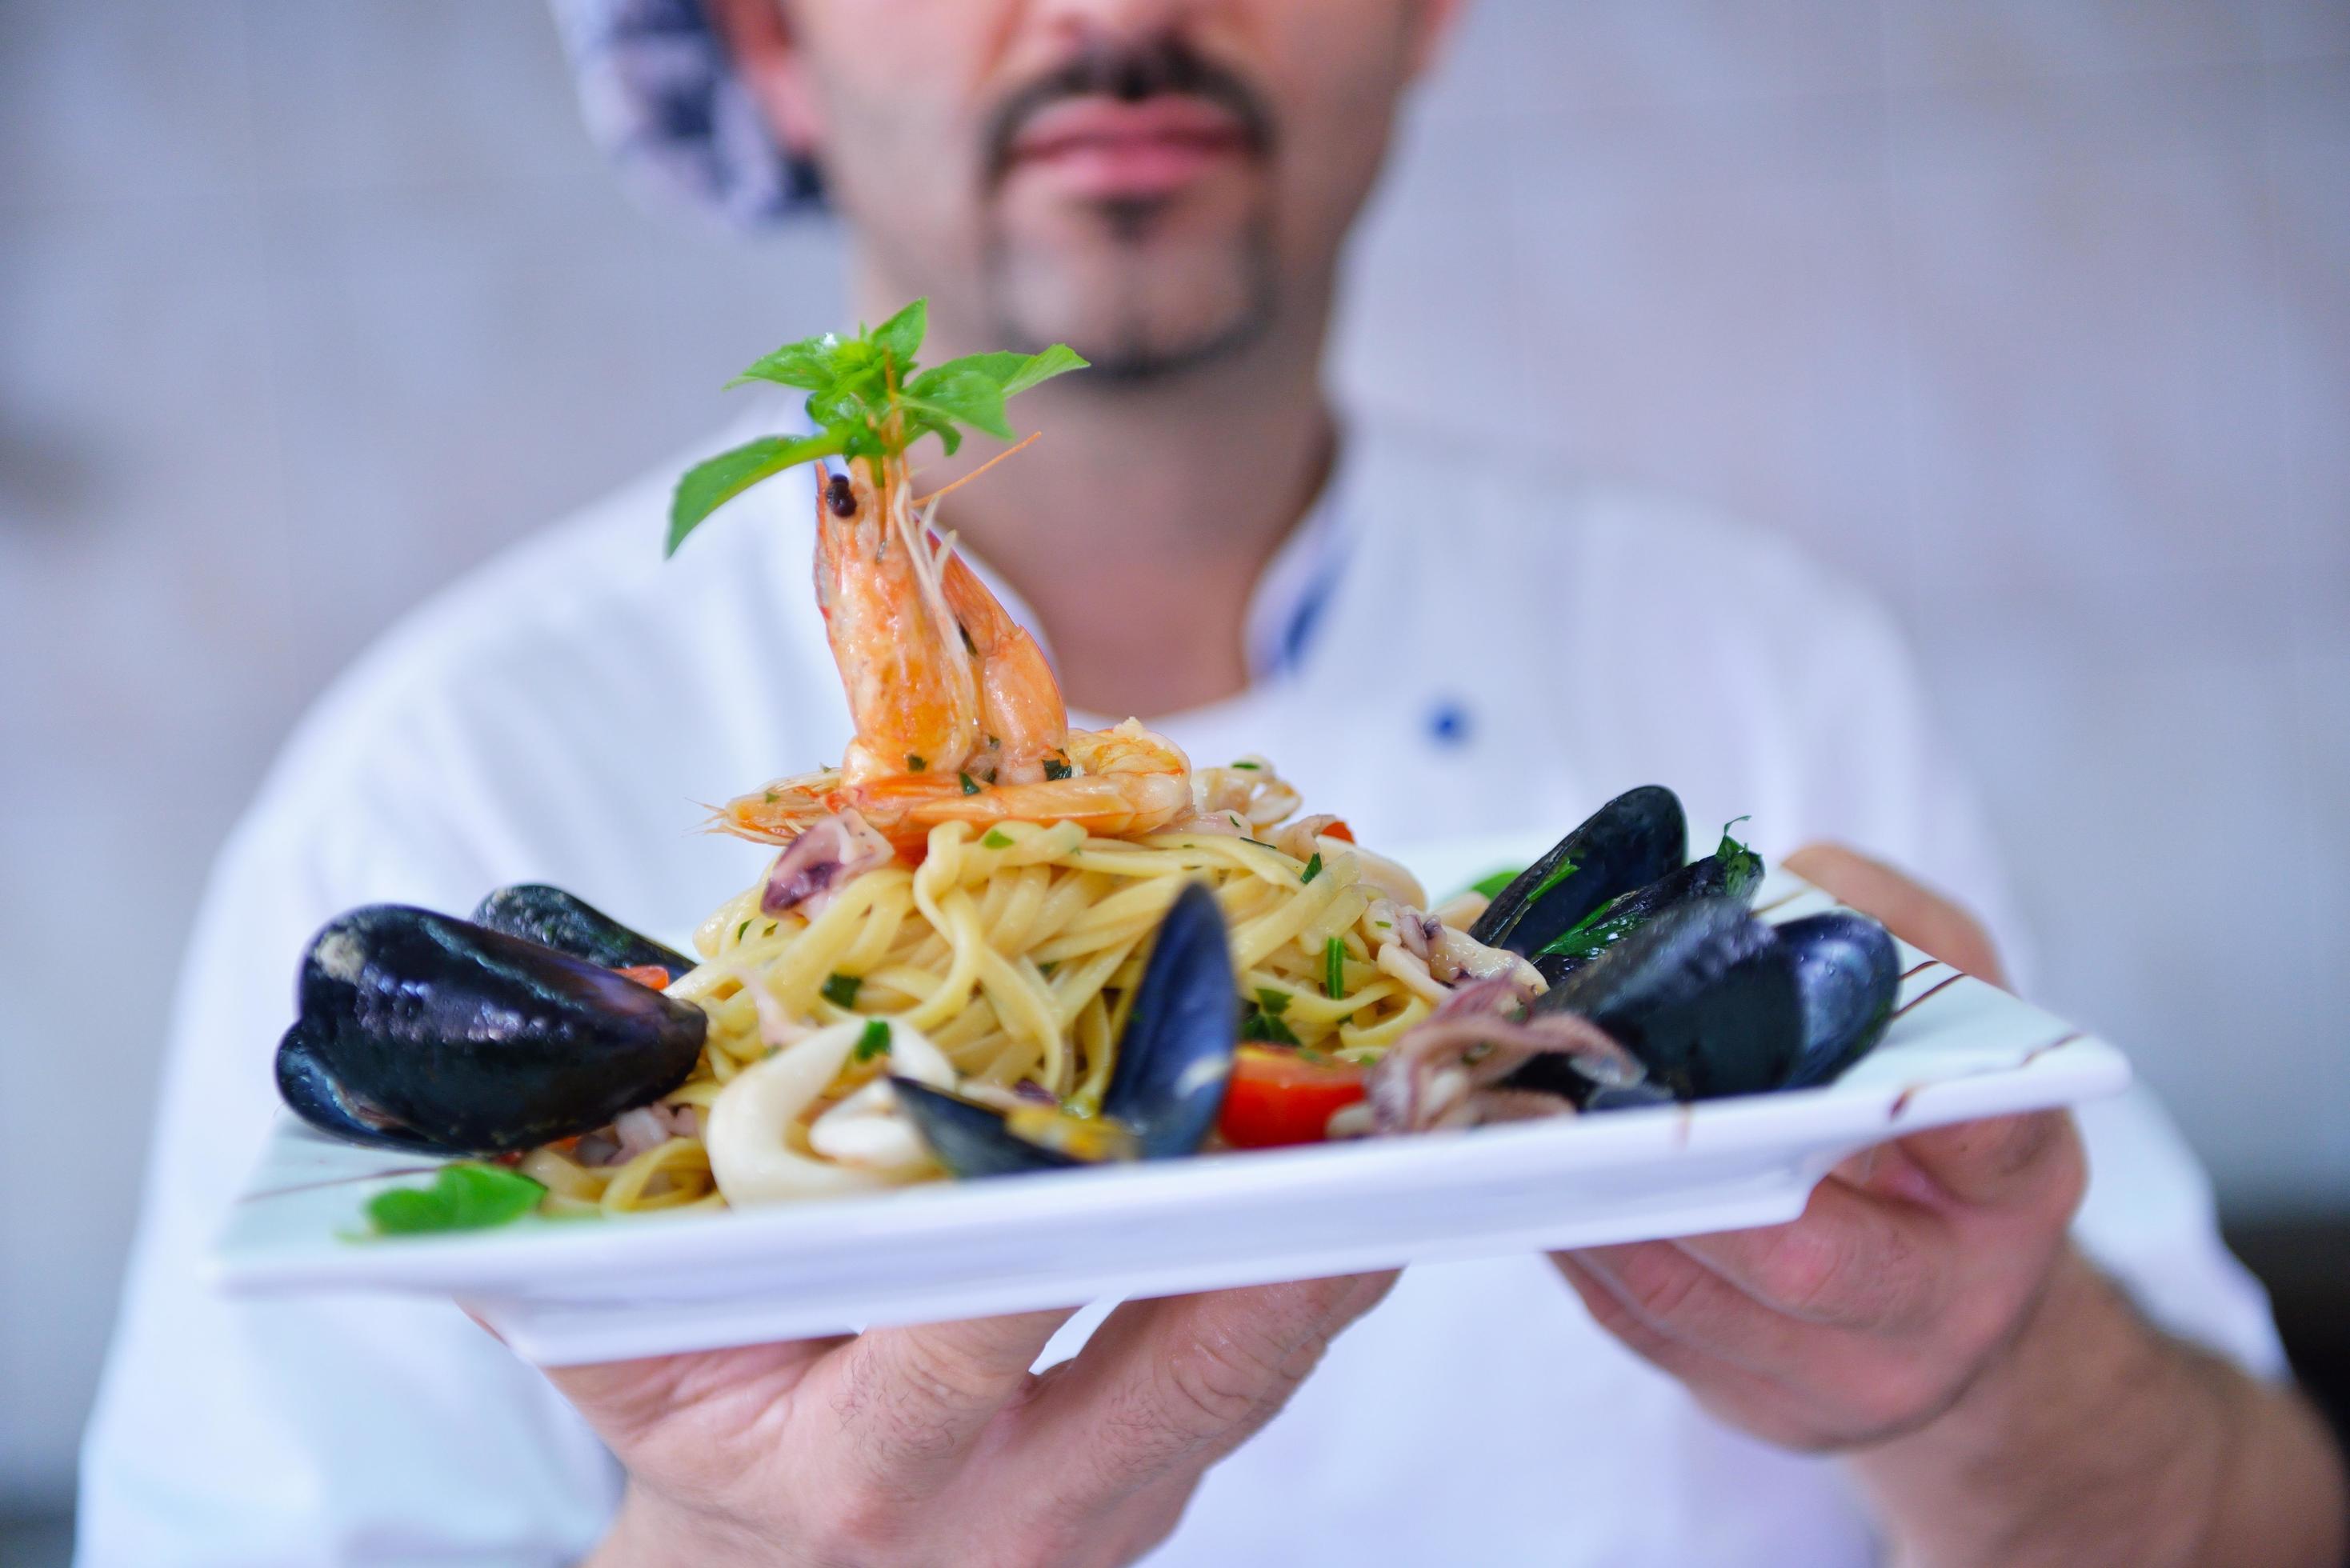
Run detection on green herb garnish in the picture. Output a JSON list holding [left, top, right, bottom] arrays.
[[959, 770, 981, 795], [666, 299, 1087, 556], [1043, 755, 1073, 781], [1300, 852, 1323, 885], [1242, 837, 1276, 850], [982, 828, 1015, 850], [1324, 936, 1346, 999], [366, 1163, 545, 1237], [736, 918, 752, 942], [1231, 760, 1261, 770], [854, 1018, 892, 1062], [1240, 989, 1302, 1046], [1468, 868, 1521, 899], [1526, 854, 1579, 904], [821, 972, 863, 1008], [907, 754, 927, 773]]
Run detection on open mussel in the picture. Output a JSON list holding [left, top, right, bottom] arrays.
[[471, 884, 697, 984], [1531, 822, 1764, 983], [1520, 894, 1900, 1105], [892, 881, 1237, 1178], [1529, 898, 1799, 1100], [276, 905, 707, 1155], [1470, 785, 1687, 959]]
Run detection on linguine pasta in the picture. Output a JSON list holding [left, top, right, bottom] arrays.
[[522, 766, 1444, 1215]]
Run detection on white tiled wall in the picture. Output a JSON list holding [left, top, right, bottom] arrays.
[[0, 0, 2343, 1507]]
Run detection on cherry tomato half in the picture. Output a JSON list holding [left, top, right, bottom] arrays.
[[1219, 1046, 1367, 1149]]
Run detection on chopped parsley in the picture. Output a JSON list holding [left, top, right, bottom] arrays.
[[1037, 959, 1059, 978], [959, 770, 981, 795], [906, 754, 927, 773], [1240, 986, 1302, 1046], [1526, 854, 1580, 904], [735, 919, 752, 942], [1230, 759, 1261, 770], [853, 1018, 891, 1062], [981, 828, 1015, 849], [1242, 837, 1276, 850], [820, 972, 863, 1009], [1300, 852, 1323, 884], [1324, 936, 1346, 999], [1042, 754, 1072, 781]]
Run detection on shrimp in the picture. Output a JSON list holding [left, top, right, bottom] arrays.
[[719, 455, 1192, 855], [814, 458, 979, 786]]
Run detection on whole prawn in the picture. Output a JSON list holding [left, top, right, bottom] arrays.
[[719, 453, 1191, 856]]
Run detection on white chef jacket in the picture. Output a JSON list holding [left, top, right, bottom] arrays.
[[79, 406, 2284, 1566]]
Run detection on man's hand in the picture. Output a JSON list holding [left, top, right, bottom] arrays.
[[557, 1273, 1393, 1568], [1555, 843, 2348, 1565]]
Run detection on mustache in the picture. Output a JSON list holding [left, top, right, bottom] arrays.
[[981, 34, 1276, 187]]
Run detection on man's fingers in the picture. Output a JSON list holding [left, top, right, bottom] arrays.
[[1553, 1252, 1820, 1439], [1560, 1239, 1821, 1378], [1026, 1273, 1397, 1502], [1781, 842, 2008, 987], [821, 1306, 1079, 1493], [1672, 1177, 1951, 1331], [1898, 1109, 2086, 1214], [544, 1336, 844, 1448]]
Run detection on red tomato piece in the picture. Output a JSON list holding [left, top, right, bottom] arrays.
[[611, 964, 672, 990], [1322, 819, 1355, 842], [1219, 1046, 1367, 1149]]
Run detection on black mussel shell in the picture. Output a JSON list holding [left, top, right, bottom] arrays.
[[1531, 832, 1766, 984], [276, 905, 707, 1155], [275, 1028, 450, 1154], [471, 884, 696, 983], [889, 1080, 1082, 1178], [1776, 910, 1900, 1089], [895, 882, 1239, 1178], [1101, 882, 1237, 1158], [1528, 898, 1801, 1102], [1471, 786, 1687, 959]]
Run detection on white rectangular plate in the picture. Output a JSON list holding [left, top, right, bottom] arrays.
[[214, 839, 2128, 1365]]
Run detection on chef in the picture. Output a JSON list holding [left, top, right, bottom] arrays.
[[79, 2, 2346, 1562]]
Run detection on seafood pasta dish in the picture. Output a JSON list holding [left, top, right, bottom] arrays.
[[277, 303, 1904, 1234]]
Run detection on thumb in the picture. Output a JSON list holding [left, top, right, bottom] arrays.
[[1782, 842, 2008, 988]]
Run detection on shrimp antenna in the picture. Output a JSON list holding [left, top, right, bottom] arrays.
[[911, 431, 1043, 509]]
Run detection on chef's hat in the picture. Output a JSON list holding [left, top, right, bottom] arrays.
[[548, 0, 825, 229]]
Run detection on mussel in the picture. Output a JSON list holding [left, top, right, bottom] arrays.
[[1531, 822, 1764, 983], [891, 881, 1237, 1177], [1777, 910, 1900, 1088], [276, 905, 707, 1155], [1469, 785, 1687, 959], [471, 884, 697, 984], [1519, 895, 1900, 1104]]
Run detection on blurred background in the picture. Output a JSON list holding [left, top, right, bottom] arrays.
[[2, 0, 2344, 1554]]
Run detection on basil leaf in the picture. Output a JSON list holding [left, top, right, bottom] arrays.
[[999, 343, 1088, 396], [668, 431, 847, 556], [366, 1163, 545, 1236], [870, 298, 927, 370], [727, 334, 843, 391]]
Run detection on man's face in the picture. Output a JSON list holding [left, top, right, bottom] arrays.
[[771, 1, 1447, 378]]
